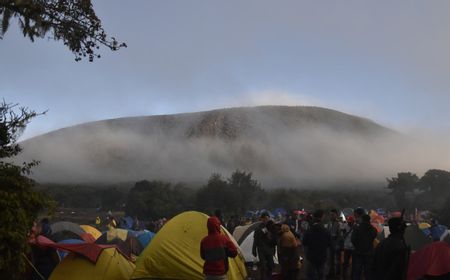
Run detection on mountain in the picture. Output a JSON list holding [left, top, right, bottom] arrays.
[[18, 106, 396, 185]]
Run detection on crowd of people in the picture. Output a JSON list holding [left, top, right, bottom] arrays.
[[28, 207, 446, 280], [202, 208, 412, 280]]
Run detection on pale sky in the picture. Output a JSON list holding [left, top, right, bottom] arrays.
[[2, 0, 450, 139]]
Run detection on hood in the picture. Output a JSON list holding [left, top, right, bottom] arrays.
[[281, 224, 290, 233], [207, 216, 221, 234]]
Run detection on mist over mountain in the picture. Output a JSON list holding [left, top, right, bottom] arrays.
[[17, 105, 446, 187]]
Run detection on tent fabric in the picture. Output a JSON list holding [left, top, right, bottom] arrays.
[[404, 225, 432, 251], [237, 222, 262, 245], [239, 231, 279, 265], [134, 230, 155, 248], [80, 233, 96, 243], [49, 247, 135, 280], [407, 241, 450, 280], [33, 235, 115, 263], [57, 239, 85, 259], [121, 216, 134, 229], [32, 235, 55, 246], [240, 231, 257, 263], [80, 225, 102, 240], [430, 225, 448, 241], [106, 228, 129, 242], [444, 231, 450, 244], [50, 221, 85, 236], [273, 208, 287, 218], [419, 223, 431, 230], [232, 222, 262, 245], [50, 221, 87, 242], [96, 229, 143, 257], [132, 211, 247, 280], [232, 225, 249, 243]]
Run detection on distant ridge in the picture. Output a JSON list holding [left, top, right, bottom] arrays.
[[27, 105, 391, 140]]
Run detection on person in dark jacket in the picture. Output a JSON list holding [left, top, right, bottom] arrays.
[[373, 217, 409, 280], [351, 214, 377, 280], [253, 212, 276, 280], [303, 209, 331, 280], [200, 216, 238, 280], [326, 209, 342, 278]]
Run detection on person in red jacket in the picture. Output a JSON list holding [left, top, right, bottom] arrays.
[[200, 216, 238, 280]]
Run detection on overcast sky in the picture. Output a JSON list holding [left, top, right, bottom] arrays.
[[2, 0, 450, 140]]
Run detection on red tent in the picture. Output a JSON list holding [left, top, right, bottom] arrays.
[[407, 241, 450, 280], [30, 235, 116, 263]]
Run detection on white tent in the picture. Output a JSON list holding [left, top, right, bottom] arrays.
[[239, 231, 279, 264]]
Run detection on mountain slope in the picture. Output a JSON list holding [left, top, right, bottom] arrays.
[[18, 106, 396, 185]]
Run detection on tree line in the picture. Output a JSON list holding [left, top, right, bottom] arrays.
[[39, 168, 450, 227], [40, 170, 395, 220], [387, 170, 450, 225]]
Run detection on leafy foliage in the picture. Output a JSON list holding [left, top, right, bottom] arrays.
[[125, 180, 193, 220], [0, 101, 52, 280], [419, 169, 450, 195], [196, 173, 235, 214], [0, 0, 126, 61], [227, 170, 264, 213], [196, 170, 265, 215], [40, 184, 128, 209], [386, 172, 419, 209]]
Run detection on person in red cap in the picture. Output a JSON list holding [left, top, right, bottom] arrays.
[[200, 216, 238, 280]]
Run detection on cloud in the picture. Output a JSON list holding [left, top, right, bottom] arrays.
[[239, 90, 318, 107]]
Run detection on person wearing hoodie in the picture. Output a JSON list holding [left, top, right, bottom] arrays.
[[351, 214, 377, 280], [279, 224, 300, 280], [200, 216, 238, 280]]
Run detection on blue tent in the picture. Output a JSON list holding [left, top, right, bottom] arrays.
[[273, 208, 287, 218], [430, 225, 448, 241], [135, 230, 155, 248], [56, 239, 85, 259], [119, 216, 134, 229]]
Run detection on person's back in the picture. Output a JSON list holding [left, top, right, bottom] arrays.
[[351, 214, 377, 280], [279, 224, 300, 280], [303, 221, 331, 264], [373, 217, 409, 280], [200, 216, 237, 279], [352, 217, 377, 256], [302, 210, 331, 280]]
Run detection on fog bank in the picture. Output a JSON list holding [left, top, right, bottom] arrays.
[[16, 106, 450, 187]]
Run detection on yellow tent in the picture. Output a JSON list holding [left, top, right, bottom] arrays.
[[132, 211, 247, 280], [419, 222, 431, 230], [49, 248, 135, 280], [80, 225, 102, 240]]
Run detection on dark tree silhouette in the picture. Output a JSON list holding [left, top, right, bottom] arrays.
[[419, 169, 450, 196], [386, 172, 418, 209], [0, 101, 52, 279], [0, 0, 126, 61]]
